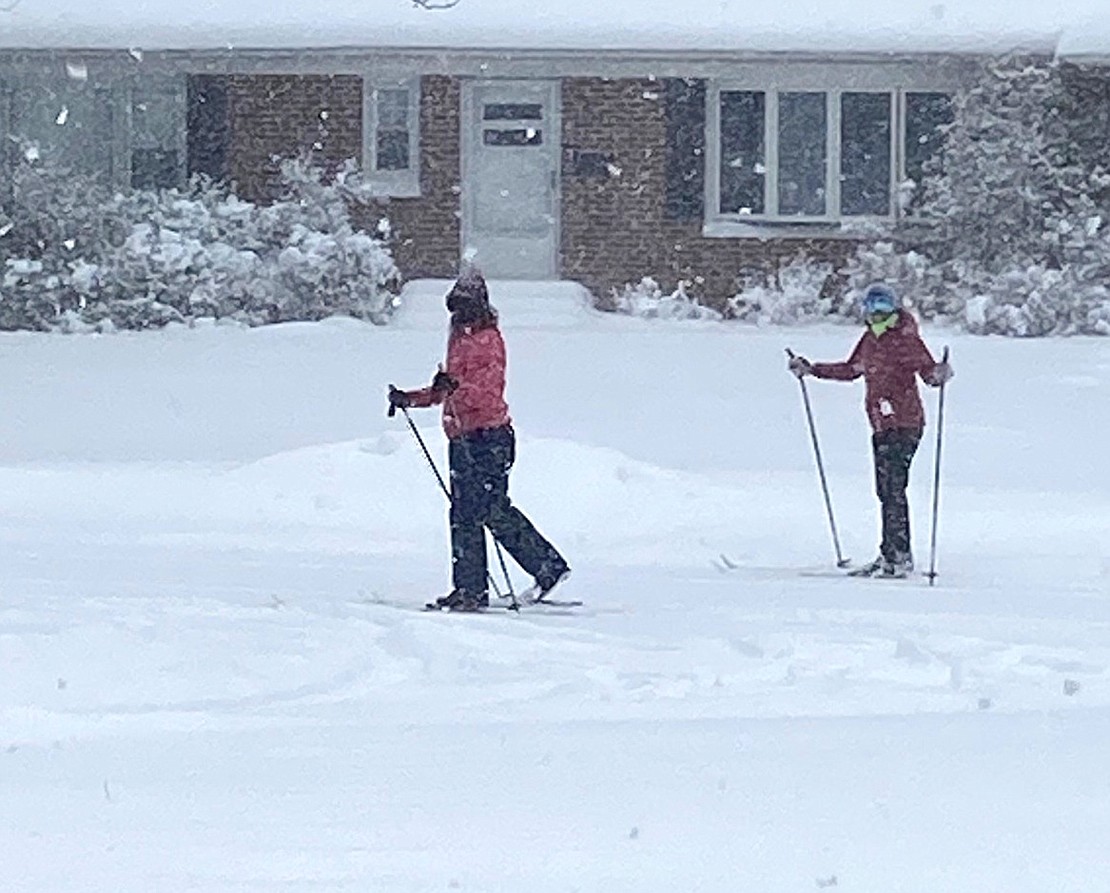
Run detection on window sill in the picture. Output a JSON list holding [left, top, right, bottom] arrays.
[[362, 178, 421, 200], [701, 219, 895, 241]]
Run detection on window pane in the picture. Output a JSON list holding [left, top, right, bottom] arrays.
[[719, 90, 765, 215], [375, 89, 412, 171], [132, 81, 184, 189], [483, 128, 543, 147], [376, 129, 410, 170], [840, 92, 891, 216], [377, 89, 410, 128], [778, 92, 827, 216], [483, 103, 543, 121], [905, 92, 953, 188]]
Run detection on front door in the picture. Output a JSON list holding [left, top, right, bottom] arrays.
[[461, 80, 559, 279]]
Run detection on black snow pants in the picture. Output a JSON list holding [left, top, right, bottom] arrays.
[[448, 425, 567, 598], [871, 427, 923, 564]]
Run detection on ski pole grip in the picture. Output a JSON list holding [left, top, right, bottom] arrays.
[[387, 384, 397, 417]]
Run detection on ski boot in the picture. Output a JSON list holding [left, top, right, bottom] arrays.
[[522, 564, 572, 604], [427, 589, 489, 612]]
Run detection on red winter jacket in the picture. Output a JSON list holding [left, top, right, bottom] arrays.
[[811, 312, 942, 433], [406, 322, 511, 440]]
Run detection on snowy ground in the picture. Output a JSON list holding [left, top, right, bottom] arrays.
[[2, 281, 1108, 891]]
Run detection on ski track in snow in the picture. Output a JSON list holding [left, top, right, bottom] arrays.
[[4, 537, 1108, 747], [1, 295, 1108, 891]]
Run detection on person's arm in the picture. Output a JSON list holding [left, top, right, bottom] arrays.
[[905, 330, 953, 387], [811, 335, 866, 381], [387, 368, 457, 412]]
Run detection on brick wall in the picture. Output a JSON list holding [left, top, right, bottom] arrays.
[[225, 73, 461, 281], [222, 73, 858, 300], [362, 75, 461, 280], [560, 78, 852, 305], [226, 74, 362, 201]]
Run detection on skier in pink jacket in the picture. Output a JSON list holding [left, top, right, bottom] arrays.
[[389, 268, 570, 611]]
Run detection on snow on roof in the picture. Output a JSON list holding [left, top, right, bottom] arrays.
[[0, 0, 1106, 57]]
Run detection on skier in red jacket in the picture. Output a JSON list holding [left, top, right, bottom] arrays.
[[788, 283, 953, 577], [388, 268, 570, 611]]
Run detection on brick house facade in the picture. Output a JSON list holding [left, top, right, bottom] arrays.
[[5, 49, 1109, 305], [213, 71, 858, 303]]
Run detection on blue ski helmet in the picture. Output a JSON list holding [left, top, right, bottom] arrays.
[[862, 283, 898, 316]]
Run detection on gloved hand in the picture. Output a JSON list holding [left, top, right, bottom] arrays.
[[788, 355, 814, 379], [431, 367, 459, 395], [927, 361, 954, 386], [387, 385, 411, 417]]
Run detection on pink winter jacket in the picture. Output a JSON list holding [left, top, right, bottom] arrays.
[[406, 323, 511, 440], [811, 312, 942, 433]]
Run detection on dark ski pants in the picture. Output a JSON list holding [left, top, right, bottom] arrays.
[[871, 427, 922, 563], [448, 425, 567, 597]]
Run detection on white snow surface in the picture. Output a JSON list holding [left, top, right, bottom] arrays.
[[2, 279, 1109, 891], [1, 0, 1108, 55]]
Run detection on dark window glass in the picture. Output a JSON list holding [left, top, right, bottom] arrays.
[[778, 92, 827, 216], [375, 89, 411, 171], [131, 149, 180, 190], [840, 92, 891, 216], [905, 92, 953, 189], [719, 90, 765, 215], [376, 130, 410, 171], [483, 128, 543, 147], [483, 103, 543, 121], [187, 75, 229, 182]]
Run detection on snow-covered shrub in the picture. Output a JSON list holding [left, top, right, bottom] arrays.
[[255, 160, 399, 323], [913, 55, 1110, 335], [611, 278, 722, 321], [728, 254, 838, 324], [0, 153, 400, 331], [839, 241, 936, 318]]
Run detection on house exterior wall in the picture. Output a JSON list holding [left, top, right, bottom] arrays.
[[368, 75, 461, 280], [224, 73, 461, 280], [559, 77, 852, 304], [226, 74, 363, 201], [219, 72, 856, 300]]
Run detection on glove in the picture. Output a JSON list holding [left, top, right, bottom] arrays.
[[927, 361, 954, 386], [788, 355, 814, 379], [387, 385, 411, 417], [431, 368, 459, 395]]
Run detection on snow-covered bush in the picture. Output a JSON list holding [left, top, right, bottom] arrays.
[[0, 154, 400, 331], [913, 56, 1110, 335], [727, 254, 839, 324], [611, 278, 722, 321]]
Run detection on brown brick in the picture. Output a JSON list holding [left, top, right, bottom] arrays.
[[227, 74, 362, 202]]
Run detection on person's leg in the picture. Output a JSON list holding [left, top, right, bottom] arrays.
[[480, 427, 569, 589], [448, 436, 489, 601], [873, 428, 922, 568]]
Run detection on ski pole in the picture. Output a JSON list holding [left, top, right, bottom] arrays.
[[786, 349, 851, 568], [925, 346, 949, 587], [391, 400, 517, 607]]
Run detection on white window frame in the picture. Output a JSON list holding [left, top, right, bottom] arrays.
[[705, 64, 958, 238], [362, 76, 421, 198]]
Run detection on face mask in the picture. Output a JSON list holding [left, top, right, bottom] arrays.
[[868, 311, 898, 337]]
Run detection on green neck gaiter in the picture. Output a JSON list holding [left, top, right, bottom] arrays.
[[868, 312, 899, 338]]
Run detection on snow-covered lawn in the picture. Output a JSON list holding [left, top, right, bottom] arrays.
[[2, 281, 1108, 891]]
